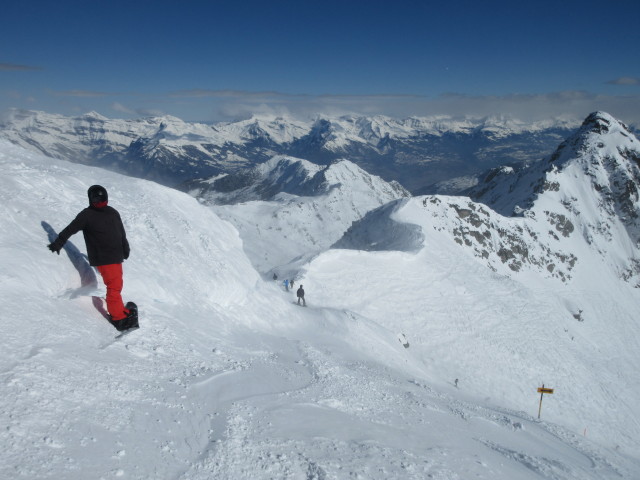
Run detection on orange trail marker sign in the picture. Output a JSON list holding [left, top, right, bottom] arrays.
[[537, 384, 554, 419]]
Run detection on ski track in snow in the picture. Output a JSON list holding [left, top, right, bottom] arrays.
[[1, 141, 639, 479]]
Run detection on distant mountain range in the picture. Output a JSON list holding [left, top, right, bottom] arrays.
[[0, 109, 592, 193]]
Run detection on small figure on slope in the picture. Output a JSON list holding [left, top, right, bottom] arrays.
[[47, 185, 138, 331], [297, 285, 306, 306]]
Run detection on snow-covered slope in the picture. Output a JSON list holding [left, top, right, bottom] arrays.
[[305, 203, 640, 455], [307, 189, 640, 455], [1, 109, 582, 192], [2, 140, 640, 478]]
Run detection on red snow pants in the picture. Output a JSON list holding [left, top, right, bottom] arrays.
[[96, 263, 128, 321]]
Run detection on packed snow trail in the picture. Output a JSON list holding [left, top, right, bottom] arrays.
[[1, 142, 639, 479]]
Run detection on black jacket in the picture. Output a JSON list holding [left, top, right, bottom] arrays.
[[52, 205, 130, 266]]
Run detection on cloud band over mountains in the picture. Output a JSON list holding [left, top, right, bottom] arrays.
[[4, 84, 640, 125], [163, 89, 640, 124]]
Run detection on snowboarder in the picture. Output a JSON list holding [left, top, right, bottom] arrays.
[[297, 285, 306, 306], [47, 185, 137, 331]]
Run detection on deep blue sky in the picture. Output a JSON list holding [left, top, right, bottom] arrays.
[[2, 0, 639, 123]]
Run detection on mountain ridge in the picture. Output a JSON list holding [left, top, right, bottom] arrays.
[[0, 109, 584, 192], [196, 156, 411, 273]]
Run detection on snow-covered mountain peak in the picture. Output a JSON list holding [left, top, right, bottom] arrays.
[[80, 110, 109, 121], [548, 111, 636, 168], [214, 115, 310, 145], [321, 158, 408, 194], [252, 155, 325, 195], [454, 111, 640, 285], [255, 154, 322, 177], [469, 111, 640, 215], [580, 110, 633, 135]]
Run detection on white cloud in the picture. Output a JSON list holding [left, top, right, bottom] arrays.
[[111, 102, 163, 117], [53, 90, 107, 98], [0, 63, 41, 71], [111, 102, 135, 114], [607, 77, 640, 86]]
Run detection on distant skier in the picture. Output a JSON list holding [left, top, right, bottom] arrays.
[[297, 285, 306, 306], [273, 273, 278, 281], [290, 279, 295, 289], [47, 185, 137, 331], [284, 279, 289, 291]]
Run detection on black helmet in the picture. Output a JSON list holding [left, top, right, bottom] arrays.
[[88, 185, 108, 205]]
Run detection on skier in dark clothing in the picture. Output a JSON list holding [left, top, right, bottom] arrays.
[[48, 185, 137, 331], [297, 285, 306, 306]]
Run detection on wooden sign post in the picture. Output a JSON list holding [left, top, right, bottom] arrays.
[[537, 384, 554, 419]]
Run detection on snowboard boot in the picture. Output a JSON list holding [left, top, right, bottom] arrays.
[[124, 302, 139, 329], [107, 302, 138, 331]]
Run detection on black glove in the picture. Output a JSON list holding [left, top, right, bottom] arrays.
[[48, 243, 61, 255]]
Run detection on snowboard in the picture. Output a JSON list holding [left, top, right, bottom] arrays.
[[114, 325, 140, 339]]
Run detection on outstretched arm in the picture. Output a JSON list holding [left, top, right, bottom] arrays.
[[47, 211, 87, 254]]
